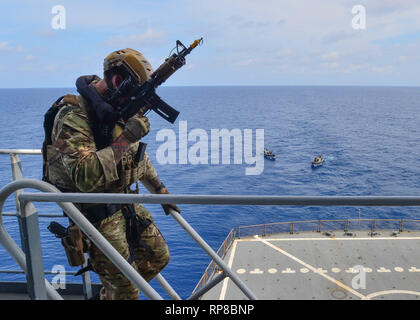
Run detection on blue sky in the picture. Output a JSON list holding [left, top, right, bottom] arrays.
[[0, 0, 419, 87]]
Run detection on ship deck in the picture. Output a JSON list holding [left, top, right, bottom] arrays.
[[200, 230, 420, 300]]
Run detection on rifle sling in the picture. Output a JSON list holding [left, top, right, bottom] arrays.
[[84, 203, 155, 263]]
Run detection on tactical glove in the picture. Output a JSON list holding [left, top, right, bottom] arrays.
[[162, 203, 181, 215], [123, 115, 150, 142], [159, 189, 181, 215]]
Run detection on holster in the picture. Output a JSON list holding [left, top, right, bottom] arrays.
[[61, 224, 86, 266]]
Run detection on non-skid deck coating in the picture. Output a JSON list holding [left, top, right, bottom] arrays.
[[201, 230, 420, 300]]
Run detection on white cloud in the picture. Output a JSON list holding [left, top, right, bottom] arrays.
[[321, 51, 340, 61], [4, 0, 420, 86], [104, 29, 167, 48], [340, 63, 369, 73], [372, 66, 393, 73], [322, 62, 340, 69], [0, 42, 24, 53], [279, 48, 294, 57], [35, 28, 56, 38], [43, 64, 58, 71], [233, 58, 256, 67], [0, 42, 12, 52], [398, 55, 409, 63], [348, 0, 420, 15], [322, 31, 358, 44]]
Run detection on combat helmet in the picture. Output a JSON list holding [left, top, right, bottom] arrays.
[[103, 48, 154, 85]]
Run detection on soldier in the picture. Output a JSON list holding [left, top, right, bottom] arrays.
[[42, 49, 180, 300]]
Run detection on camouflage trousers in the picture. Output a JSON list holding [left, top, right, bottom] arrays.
[[88, 203, 170, 300]]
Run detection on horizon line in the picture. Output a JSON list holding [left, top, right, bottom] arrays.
[[0, 84, 419, 89]]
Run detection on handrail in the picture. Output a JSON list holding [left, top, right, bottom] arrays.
[[0, 179, 164, 300], [15, 182, 420, 300], [0, 149, 41, 154], [236, 218, 420, 238], [2, 149, 420, 301], [0, 179, 258, 300], [237, 218, 420, 232], [2, 212, 65, 218], [19, 192, 420, 206], [191, 228, 235, 296], [0, 269, 78, 275], [0, 183, 62, 300], [0, 150, 254, 300]]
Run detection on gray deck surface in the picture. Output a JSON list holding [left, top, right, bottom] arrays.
[[201, 230, 420, 300]]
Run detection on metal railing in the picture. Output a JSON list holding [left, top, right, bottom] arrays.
[[192, 228, 236, 295], [2, 149, 420, 300], [237, 218, 420, 238], [0, 149, 93, 299], [0, 149, 256, 300]]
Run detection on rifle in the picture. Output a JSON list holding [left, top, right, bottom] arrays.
[[76, 38, 203, 150], [115, 37, 203, 123]]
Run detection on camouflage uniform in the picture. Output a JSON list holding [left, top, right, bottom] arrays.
[[48, 94, 170, 300]]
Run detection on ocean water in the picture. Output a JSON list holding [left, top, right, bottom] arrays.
[[1, 86, 420, 299]]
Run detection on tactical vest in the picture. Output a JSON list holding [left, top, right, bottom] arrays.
[[42, 94, 148, 193]]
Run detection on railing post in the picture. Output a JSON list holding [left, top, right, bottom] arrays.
[[20, 200, 47, 299], [10, 153, 38, 247], [155, 273, 181, 300], [9, 156, 90, 300], [188, 273, 226, 300], [81, 254, 93, 300], [168, 208, 257, 300], [10, 153, 23, 214], [372, 219, 376, 233], [10, 154, 44, 299]]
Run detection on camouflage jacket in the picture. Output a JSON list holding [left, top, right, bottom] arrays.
[[46, 94, 157, 194]]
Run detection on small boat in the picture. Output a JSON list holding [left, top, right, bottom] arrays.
[[312, 155, 324, 167], [264, 148, 276, 160]]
